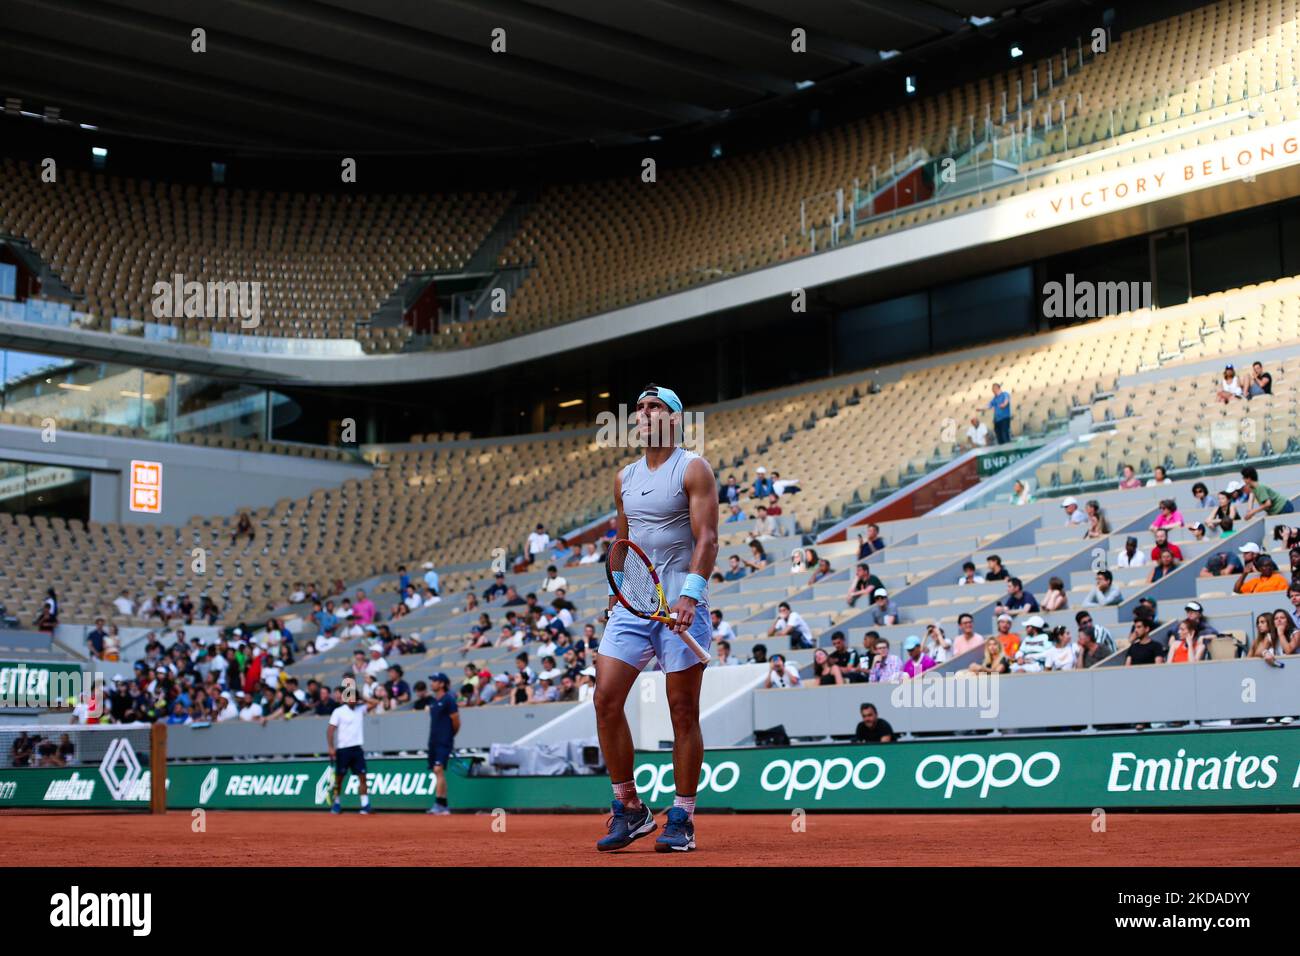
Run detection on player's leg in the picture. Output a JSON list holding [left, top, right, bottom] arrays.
[[657, 662, 704, 852], [651, 608, 713, 852], [330, 765, 346, 813], [593, 647, 656, 850], [426, 748, 451, 815]]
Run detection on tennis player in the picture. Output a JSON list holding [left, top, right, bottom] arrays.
[[595, 384, 718, 853], [327, 683, 372, 814]]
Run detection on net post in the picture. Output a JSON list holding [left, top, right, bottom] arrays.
[[150, 722, 168, 814]]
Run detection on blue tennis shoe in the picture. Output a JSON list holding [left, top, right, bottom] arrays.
[[655, 807, 696, 852], [596, 799, 657, 851]]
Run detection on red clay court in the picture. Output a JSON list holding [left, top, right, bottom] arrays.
[[4, 811, 1296, 866]]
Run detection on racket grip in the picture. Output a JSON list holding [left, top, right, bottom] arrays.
[[682, 633, 712, 664]]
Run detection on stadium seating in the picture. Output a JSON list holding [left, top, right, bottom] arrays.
[[0, 157, 511, 351]]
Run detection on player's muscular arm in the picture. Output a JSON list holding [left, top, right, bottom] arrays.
[[608, 472, 629, 614], [668, 459, 719, 633]]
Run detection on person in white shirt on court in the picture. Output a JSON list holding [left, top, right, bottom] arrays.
[[327, 685, 373, 814]]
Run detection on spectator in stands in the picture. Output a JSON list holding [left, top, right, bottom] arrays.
[[509, 674, 531, 705], [995, 577, 1039, 617], [85, 617, 108, 659], [1124, 619, 1164, 666], [769, 602, 814, 649], [1045, 626, 1077, 671], [812, 648, 844, 685], [1287, 585, 1300, 630], [828, 631, 867, 682], [385, 665, 411, 705], [743, 540, 769, 572], [707, 608, 738, 647], [722, 554, 747, 582], [1242, 466, 1295, 517], [112, 590, 134, 618], [540, 565, 567, 593], [711, 640, 739, 667], [231, 512, 255, 545], [1246, 361, 1273, 399], [1150, 498, 1185, 531], [901, 635, 936, 678], [501, 586, 525, 607], [526, 524, 551, 568], [1273, 525, 1300, 552], [1235, 554, 1289, 594], [853, 704, 894, 743], [766, 494, 783, 517], [857, 524, 885, 558], [752, 467, 774, 500], [868, 639, 902, 683], [808, 558, 834, 586], [1083, 500, 1111, 540], [1216, 364, 1244, 404], [352, 590, 377, 627], [1165, 619, 1207, 664], [987, 383, 1012, 445], [763, 653, 801, 688], [1147, 547, 1180, 583], [847, 563, 885, 607], [719, 475, 741, 505], [1249, 614, 1284, 663], [200, 595, 221, 625], [771, 471, 799, 496], [968, 637, 1010, 675], [1190, 482, 1210, 510], [993, 614, 1020, 658], [1272, 609, 1297, 654], [1110, 536, 1142, 569], [867, 588, 899, 627], [1084, 570, 1123, 607], [1076, 626, 1108, 668], [957, 561, 985, 586], [33, 588, 57, 633], [548, 538, 574, 566], [1150, 529, 1183, 563], [1061, 497, 1085, 526], [1146, 465, 1172, 487], [1010, 480, 1034, 506], [921, 623, 951, 664], [724, 503, 745, 524], [1200, 549, 1244, 577], [984, 555, 1009, 580], [482, 572, 508, 603], [752, 506, 777, 540], [952, 614, 984, 656], [1237, 542, 1263, 575], [1041, 576, 1069, 612], [1011, 616, 1051, 672], [791, 548, 817, 575], [966, 415, 989, 449], [1118, 464, 1142, 490], [749, 643, 768, 665], [1188, 521, 1207, 542], [1182, 601, 1218, 641]]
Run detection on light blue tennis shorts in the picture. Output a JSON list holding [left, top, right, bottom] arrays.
[[598, 604, 713, 673]]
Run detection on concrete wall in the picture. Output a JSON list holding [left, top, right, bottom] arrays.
[[0, 424, 370, 525]]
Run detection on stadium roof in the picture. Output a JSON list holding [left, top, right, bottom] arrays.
[[2, 0, 1115, 154]]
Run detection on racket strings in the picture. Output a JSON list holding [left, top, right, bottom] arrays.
[[609, 542, 662, 614]]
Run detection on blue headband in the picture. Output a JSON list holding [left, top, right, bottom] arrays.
[[637, 386, 682, 414]]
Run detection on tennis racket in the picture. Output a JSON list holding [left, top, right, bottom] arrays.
[[606, 538, 710, 664]]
